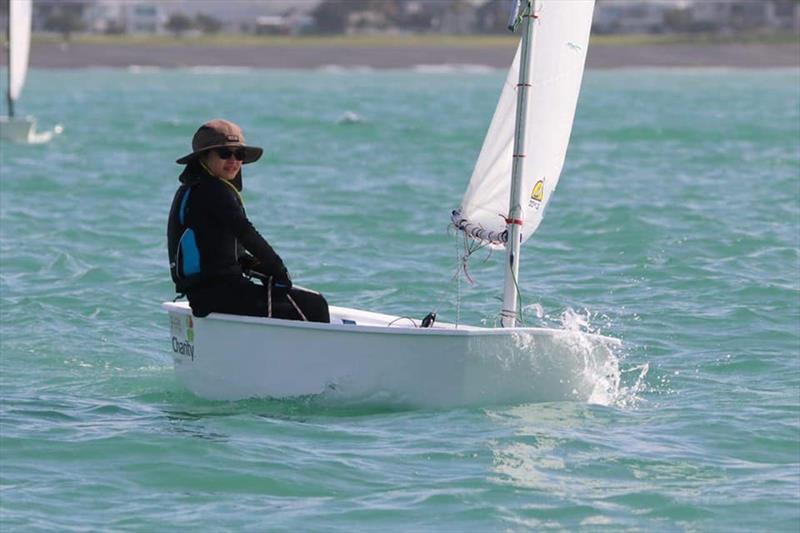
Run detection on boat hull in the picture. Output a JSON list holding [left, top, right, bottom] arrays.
[[163, 301, 620, 407], [0, 116, 61, 144]]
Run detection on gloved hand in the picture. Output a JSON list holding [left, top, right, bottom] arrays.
[[271, 270, 292, 297]]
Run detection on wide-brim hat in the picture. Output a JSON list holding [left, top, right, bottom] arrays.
[[176, 119, 263, 165]]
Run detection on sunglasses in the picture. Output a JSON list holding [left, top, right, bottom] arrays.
[[215, 148, 246, 161]]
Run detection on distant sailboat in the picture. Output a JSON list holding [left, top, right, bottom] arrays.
[[0, 0, 61, 143]]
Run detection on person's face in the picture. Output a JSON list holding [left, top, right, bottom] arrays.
[[204, 147, 244, 181]]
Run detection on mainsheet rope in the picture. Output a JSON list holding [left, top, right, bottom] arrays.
[[429, 225, 506, 329], [447, 228, 527, 328]]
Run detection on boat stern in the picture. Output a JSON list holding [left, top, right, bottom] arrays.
[[163, 301, 195, 367]]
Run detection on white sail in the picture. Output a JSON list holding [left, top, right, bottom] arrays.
[[8, 0, 32, 103], [453, 0, 594, 247]]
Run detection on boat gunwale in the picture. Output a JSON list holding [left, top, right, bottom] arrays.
[[161, 301, 621, 345]]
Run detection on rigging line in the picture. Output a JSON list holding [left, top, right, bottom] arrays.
[[454, 231, 496, 326], [459, 230, 493, 285], [439, 223, 505, 328], [453, 230, 481, 323], [493, 270, 524, 328], [456, 233, 461, 327], [429, 224, 478, 328], [452, 226, 524, 327], [442, 227, 493, 327], [458, 232, 481, 314], [509, 256, 526, 327], [387, 316, 418, 328]]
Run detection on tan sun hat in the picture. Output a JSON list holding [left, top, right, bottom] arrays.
[[176, 119, 263, 165]]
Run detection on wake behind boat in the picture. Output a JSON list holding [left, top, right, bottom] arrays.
[[162, 0, 619, 407]]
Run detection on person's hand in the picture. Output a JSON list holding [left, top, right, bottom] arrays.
[[272, 271, 292, 297], [239, 253, 259, 271]]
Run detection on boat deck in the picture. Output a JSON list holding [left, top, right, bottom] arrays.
[[162, 300, 482, 332]]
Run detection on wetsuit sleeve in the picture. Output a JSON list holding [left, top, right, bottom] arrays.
[[238, 247, 258, 270], [210, 183, 290, 280]]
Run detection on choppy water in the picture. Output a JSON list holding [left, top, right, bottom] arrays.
[[1, 66, 798, 530]]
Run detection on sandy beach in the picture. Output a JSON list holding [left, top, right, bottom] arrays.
[[24, 39, 800, 69]]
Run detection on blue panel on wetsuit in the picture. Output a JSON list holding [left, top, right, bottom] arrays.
[[181, 229, 200, 276], [179, 188, 191, 225]]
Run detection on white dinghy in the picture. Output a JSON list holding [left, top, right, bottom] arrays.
[[163, 0, 618, 407], [0, 0, 62, 144]]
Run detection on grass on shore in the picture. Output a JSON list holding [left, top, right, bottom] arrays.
[[24, 31, 800, 48]]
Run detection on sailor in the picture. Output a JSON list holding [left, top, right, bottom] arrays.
[[167, 119, 330, 323]]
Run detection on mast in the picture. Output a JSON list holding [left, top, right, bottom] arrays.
[[6, 0, 12, 118], [500, 0, 537, 328]]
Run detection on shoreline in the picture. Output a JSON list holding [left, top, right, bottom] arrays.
[[15, 40, 800, 70]]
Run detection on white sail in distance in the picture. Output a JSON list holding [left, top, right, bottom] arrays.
[[8, 0, 32, 103], [453, 0, 594, 248]]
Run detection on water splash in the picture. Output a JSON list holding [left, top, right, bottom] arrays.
[[520, 304, 650, 408], [337, 111, 364, 124]]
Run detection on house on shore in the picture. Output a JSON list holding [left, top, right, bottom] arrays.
[[24, 0, 800, 37]]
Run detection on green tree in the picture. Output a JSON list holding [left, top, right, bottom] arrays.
[[43, 3, 86, 41], [311, 0, 350, 34], [195, 13, 222, 34], [166, 13, 193, 37], [312, 0, 403, 34]]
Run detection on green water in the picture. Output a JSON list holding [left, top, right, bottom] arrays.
[[1, 67, 798, 530]]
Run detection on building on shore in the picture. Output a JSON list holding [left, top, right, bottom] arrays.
[[30, 0, 166, 35], [20, 0, 800, 38], [83, 1, 166, 34], [594, 0, 800, 34]]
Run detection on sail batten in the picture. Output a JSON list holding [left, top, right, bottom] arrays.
[[454, 0, 595, 249]]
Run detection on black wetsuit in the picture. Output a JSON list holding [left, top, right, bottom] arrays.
[[167, 164, 329, 322]]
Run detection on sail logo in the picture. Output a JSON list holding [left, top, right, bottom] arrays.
[[172, 336, 194, 360], [169, 314, 195, 361], [186, 316, 194, 343], [529, 180, 544, 209], [171, 316, 195, 360], [170, 315, 183, 336]]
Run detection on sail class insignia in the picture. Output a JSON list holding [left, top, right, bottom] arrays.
[[529, 179, 544, 208]]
